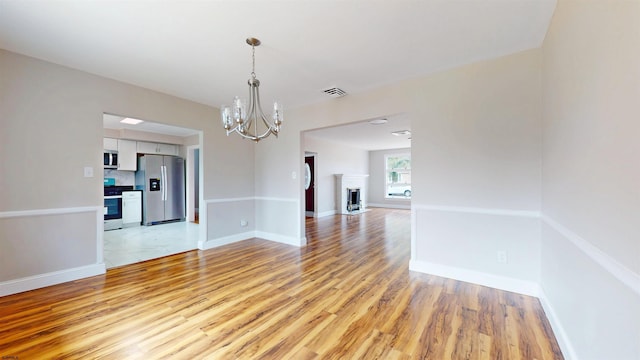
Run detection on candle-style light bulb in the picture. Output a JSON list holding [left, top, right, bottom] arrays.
[[272, 101, 283, 126]]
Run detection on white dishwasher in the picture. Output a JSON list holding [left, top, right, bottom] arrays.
[[122, 190, 142, 226]]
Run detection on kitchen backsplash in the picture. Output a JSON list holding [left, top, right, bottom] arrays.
[[104, 169, 135, 186]]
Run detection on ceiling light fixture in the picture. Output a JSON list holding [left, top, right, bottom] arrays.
[[391, 130, 411, 136], [120, 117, 144, 125], [369, 118, 388, 125], [221, 37, 283, 142]]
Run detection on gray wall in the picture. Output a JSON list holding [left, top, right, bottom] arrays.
[[540, 0, 640, 358], [252, 29, 637, 357], [0, 49, 254, 294], [253, 48, 543, 285], [409, 49, 542, 291]]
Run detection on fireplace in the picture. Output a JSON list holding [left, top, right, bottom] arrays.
[[335, 174, 369, 215], [347, 188, 361, 212]]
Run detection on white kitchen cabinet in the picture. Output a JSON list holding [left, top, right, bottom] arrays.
[[135, 141, 157, 154], [137, 141, 178, 156], [156, 143, 179, 156], [117, 139, 137, 171], [122, 191, 142, 226], [103, 137, 118, 151]]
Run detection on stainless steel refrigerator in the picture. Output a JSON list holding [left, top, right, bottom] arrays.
[[135, 155, 185, 225]]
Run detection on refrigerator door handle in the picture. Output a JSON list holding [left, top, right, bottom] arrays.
[[161, 165, 167, 201]]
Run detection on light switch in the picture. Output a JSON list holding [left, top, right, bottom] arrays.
[[84, 166, 94, 178], [291, 171, 297, 179]]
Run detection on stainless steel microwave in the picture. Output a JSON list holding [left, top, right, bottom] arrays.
[[103, 150, 118, 169]]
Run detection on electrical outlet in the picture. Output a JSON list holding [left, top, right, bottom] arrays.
[[83, 166, 94, 178], [497, 250, 508, 264]]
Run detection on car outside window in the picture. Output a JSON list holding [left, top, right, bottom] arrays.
[[385, 154, 411, 199]]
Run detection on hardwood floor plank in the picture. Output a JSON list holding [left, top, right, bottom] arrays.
[[0, 208, 563, 359]]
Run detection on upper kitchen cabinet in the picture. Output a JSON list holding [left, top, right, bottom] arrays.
[[137, 141, 179, 156], [117, 139, 137, 171], [103, 138, 118, 151], [103, 138, 138, 171]]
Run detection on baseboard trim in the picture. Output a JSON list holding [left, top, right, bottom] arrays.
[[409, 259, 540, 297], [368, 203, 411, 210], [255, 231, 303, 247], [199, 230, 303, 250], [317, 210, 337, 218], [198, 231, 255, 250], [538, 287, 578, 360], [0, 263, 106, 297]]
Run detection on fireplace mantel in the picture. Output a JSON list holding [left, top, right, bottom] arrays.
[[335, 174, 369, 214]]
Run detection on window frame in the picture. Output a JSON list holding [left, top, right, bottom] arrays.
[[384, 153, 411, 200]]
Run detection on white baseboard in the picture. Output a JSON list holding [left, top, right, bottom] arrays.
[[368, 203, 411, 210], [198, 231, 255, 250], [538, 287, 578, 360], [306, 210, 338, 218], [199, 230, 304, 250], [0, 263, 106, 297], [409, 259, 540, 297], [339, 209, 371, 215], [317, 210, 337, 218], [255, 231, 303, 246]]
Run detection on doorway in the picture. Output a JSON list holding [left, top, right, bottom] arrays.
[[300, 114, 411, 240], [187, 146, 200, 224], [305, 154, 316, 217]]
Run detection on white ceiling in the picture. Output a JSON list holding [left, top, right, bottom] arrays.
[[306, 115, 412, 151], [0, 0, 556, 147], [103, 113, 199, 137]]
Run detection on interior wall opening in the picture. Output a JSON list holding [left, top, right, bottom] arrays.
[[102, 113, 203, 268], [300, 113, 412, 241]]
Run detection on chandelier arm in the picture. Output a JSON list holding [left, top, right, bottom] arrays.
[[252, 84, 260, 138], [244, 86, 256, 132], [252, 78, 277, 140], [226, 125, 241, 136], [237, 132, 260, 142], [254, 85, 271, 129], [236, 124, 271, 142], [255, 86, 279, 138], [230, 116, 274, 142], [249, 100, 275, 141], [251, 79, 274, 141]]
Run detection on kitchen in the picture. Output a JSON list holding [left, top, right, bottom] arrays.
[[103, 113, 201, 268]]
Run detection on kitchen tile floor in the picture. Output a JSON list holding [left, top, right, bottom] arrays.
[[103, 221, 199, 269]]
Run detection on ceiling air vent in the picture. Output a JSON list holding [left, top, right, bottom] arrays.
[[322, 87, 347, 98]]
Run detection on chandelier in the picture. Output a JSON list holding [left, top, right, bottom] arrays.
[[221, 37, 283, 142]]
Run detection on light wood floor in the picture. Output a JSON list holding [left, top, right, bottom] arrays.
[[0, 208, 563, 359]]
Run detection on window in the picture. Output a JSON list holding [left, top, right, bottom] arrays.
[[385, 154, 411, 199]]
